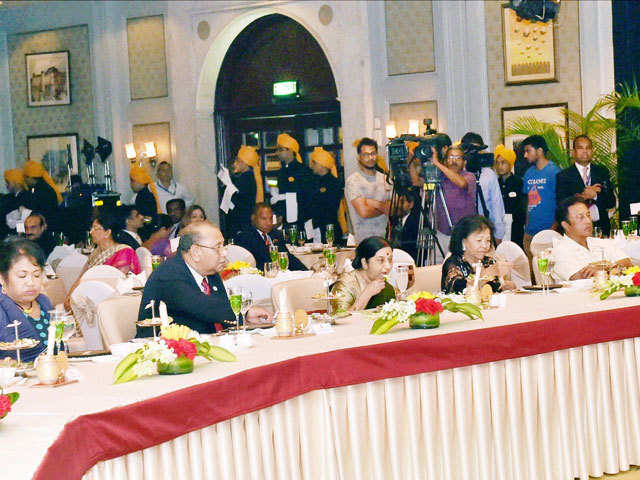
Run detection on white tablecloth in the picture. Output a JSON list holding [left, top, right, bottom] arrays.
[[7, 291, 640, 479]]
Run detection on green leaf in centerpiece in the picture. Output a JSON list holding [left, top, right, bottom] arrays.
[[7, 392, 19, 404], [370, 317, 400, 335], [113, 351, 142, 384], [208, 345, 237, 362]]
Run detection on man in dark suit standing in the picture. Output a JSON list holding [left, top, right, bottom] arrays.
[[137, 222, 272, 336], [234, 203, 307, 271], [556, 135, 616, 236]]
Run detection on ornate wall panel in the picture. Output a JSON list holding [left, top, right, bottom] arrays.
[[7, 24, 94, 168], [385, 1, 435, 75], [127, 14, 168, 100]]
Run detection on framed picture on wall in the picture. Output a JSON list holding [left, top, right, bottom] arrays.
[[27, 133, 78, 189], [501, 103, 568, 151], [501, 5, 556, 85], [25, 50, 71, 107]]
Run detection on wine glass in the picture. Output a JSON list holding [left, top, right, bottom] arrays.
[[297, 230, 307, 247], [278, 252, 289, 271], [537, 253, 549, 295], [395, 264, 409, 299], [240, 289, 253, 331], [326, 224, 335, 247], [288, 225, 298, 246], [229, 287, 242, 332], [269, 245, 279, 263]]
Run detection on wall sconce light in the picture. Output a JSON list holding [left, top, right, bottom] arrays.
[[408, 119, 420, 136], [125, 143, 137, 160], [385, 122, 397, 139], [144, 142, 157, 159]]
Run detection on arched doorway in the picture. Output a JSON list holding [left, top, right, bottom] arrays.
[[214, 14, 342, 237]]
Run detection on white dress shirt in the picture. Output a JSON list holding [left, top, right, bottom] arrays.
[[155, 180, 194, 213], [185, 262, 217, 293], [574, 163, 599, 222], [552, 234, 628, 281]]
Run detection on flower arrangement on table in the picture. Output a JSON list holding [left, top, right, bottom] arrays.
[[0, 359, 19, 420], [221, 261, 262, 281], [368, 291, 483, 335], [113, 324, 236, 384], [597, 266, 640, 300]]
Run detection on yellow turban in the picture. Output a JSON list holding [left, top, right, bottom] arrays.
[[237, 145, 264, 202], [494, 144, 516, 168], [4, 169, 26, 190], [405, 141, 419, 155], [130, 163, 161, 214], [310, 147, 337, 177], [276, 133, 302, 163], [23, 160, 62, 204]]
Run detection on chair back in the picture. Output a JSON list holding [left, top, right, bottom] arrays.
[[70, 280, 117, 350], [224, 274, 273, 301], [392, 248, 416, 266], [530, 229, 562, 257], [496, 241, 530, 288], [271, 277, 328, 313], [136, 246, 153, 278], [46, 245, 75, 267], [503, 213, 513, 242], [407, 264, 443, 295], [56, 253, 88, 291], [226, 245, 256, 267], [81, 265, 126, 285], [97, 295, 142, 348]]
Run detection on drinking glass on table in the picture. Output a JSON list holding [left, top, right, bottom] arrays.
[[269, 245, 279, 263], [610, 228, 619, 239], [622, 220, 631, 237], [288, 225, 298, 246], [151, 255, 163, 271], [229, 287, 242, 332], [537, 251, 550, 295], [297, 230, 307, 247], [592, 226, 602, 239], [240, 289, 253, 331], [326, 224, 335, 247], [395, 264, 409, 299], [278, 252, 289, 271], [264, 261, 278, 278]]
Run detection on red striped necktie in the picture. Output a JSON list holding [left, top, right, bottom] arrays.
[[201, 277, 211, 295]]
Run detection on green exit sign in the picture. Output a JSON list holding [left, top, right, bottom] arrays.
[[273, 81, 298, 97]]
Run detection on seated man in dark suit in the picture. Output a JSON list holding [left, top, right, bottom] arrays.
[[24, 213, 56, 257], [234, 203, 307, 271], [556, 135, 616, 236], [137, 222, 272, 336], [115, 205, 144, 250]]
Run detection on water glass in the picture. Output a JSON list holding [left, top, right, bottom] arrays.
[[592, 226, 602, 239], [537, 255, 549, 295], [630, 215, 639, 235], [278, 252, 289, 271], [297, 230, 307, 247], [229, 287, 242, 331], [610, 229, 619, 239], [326, 224, 335, 247], [151, 255, 163, 271], [264, 261, 278, 278], [395, 265, 409, 299], [323, 247, 337, 268], [240, 289, 253, 331]]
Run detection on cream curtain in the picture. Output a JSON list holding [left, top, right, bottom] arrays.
[[84, 337, 640, 480]]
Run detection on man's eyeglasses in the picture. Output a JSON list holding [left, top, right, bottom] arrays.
[[360, 152, 378, 158], [195, 243, 227, 253]]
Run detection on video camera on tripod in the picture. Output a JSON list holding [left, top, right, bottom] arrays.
[[386, 133, 451, 190]]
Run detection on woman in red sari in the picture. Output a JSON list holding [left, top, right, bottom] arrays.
[[65, 209, 141, 307]]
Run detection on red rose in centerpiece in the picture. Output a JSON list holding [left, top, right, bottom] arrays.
[[163, 338, 197, 360], [415, 298, 444, 315], [221, 269, 237, 281], [0, 394, 12, 418], [633, 272, 640, 287]]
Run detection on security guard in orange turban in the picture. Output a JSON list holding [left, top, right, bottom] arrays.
[[494, 144, 526, 247], [274, 133, 313, 227], [226, 145, 260, 238], [22, 160, 62, 230], [130, 163, 161, 218], [309, 147, 343, 243]]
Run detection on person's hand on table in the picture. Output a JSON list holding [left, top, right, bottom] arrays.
[[245, 306, 272, 325], [500, 280, 517, 291], [570, 264, 600, 280]]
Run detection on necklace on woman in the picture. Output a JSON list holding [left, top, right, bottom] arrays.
[[17, 301, 35, 315]]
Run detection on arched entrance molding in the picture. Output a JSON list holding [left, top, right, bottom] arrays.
[[193, 6, 344, 225]]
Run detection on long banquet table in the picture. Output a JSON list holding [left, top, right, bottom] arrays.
[[7, 290, 640, 480]]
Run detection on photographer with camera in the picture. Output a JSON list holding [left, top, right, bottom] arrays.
[[460, 133, 506, 244]]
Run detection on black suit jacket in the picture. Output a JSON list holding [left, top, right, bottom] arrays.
[[24, 178, 60, 231], [137, 254, 235, 336], [135, 187, 158, 220], [274, 161, 314, 228], [234, 228, 307, 271], [400, 207, 420, 262], [556, 163, 615, 235], [115, 230, 141, 250]]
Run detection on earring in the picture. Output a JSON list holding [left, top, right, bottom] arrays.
[[462, 244, 466, 252]]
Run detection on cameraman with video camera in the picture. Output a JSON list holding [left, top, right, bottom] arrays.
[[460, 133, 506, 244]]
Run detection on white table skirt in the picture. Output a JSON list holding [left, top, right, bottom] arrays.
[[84, 337, 640, 480]]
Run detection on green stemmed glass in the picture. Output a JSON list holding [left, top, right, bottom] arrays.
[[537, 257, 549, 295], [229, 287, 242, 332]]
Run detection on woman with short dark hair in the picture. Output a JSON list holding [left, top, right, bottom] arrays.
[[441, 216, 516, 294], [330, 236, 395, 312], [0, 238, 52, 362]]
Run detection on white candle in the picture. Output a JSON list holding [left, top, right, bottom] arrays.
[[159, 301, 169, 326], [46, 325, 56, 356]]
